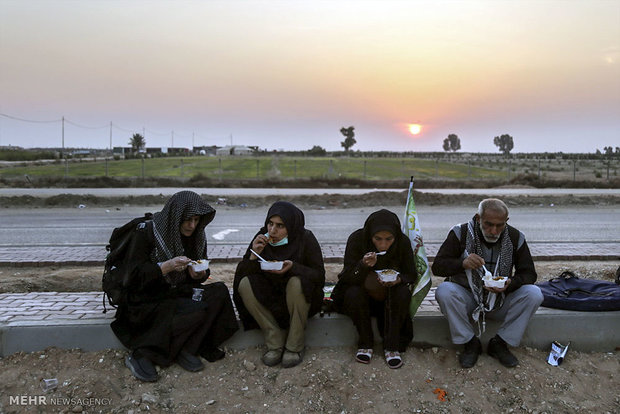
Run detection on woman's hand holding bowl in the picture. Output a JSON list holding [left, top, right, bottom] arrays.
[[161, 256, 191, 275]]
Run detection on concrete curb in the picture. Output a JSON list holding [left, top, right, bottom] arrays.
[[1, 290, 619, 357]]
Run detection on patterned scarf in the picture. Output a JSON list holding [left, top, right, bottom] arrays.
[[464, 215, 514, 334], [151, 191, 215, 285]]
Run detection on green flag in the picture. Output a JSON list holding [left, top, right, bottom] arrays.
[[403, 177, 431, 317]]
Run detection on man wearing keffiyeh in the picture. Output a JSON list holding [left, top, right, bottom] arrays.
[[432, 199, 543, 368]]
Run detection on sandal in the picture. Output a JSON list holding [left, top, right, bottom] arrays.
[[355, 348, 373, 364], [384, 350, 403, 369]]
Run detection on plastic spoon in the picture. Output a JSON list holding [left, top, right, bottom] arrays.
[[250, 249, 268, 262], [376, 251, 387, 256], [482, 264, 492, 278]]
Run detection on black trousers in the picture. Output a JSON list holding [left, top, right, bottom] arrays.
[[339, 283, 413, 351], [136, 282, 238, 365]]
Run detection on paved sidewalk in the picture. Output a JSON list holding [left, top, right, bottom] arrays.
[[0, 288, 440, 325], [0, 242, 618, 266]]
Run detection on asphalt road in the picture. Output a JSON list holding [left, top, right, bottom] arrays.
[[1, 205, 618, 247]]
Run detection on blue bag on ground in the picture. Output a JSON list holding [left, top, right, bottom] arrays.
[[537, 271, 620, 311]]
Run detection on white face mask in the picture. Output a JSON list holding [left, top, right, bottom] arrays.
[[264, 233, 288, 246]]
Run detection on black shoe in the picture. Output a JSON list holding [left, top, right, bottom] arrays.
[[459, 336, 482, 368], [201, 347, 226, 362], [125, 353, 158, 382], [176, 350, 205, 372], [488, 335, 519, 368], [281, 348, 304, 368]]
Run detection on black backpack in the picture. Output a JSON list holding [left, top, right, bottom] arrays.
[[102, 213, 153, 313]]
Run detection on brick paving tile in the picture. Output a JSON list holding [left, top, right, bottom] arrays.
[[9, 315, 51, 321], [80, 313, 114, 320], [3, 311, 41, 316], [42, 314, 83, 320]]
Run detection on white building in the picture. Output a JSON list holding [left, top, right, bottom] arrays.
[[215, 145, 254, 156]]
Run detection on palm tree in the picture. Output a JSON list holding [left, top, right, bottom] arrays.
[[129, 133, 146, 154]]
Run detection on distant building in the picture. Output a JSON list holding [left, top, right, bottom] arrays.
[[113, 146, 132, 155], [215, 145, 254, 156], [193, 145, 218, 156], [163, 147, 190, 155]]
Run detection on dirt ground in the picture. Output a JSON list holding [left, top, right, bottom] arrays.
[[0, 261, 618, 294], [1, 261, 619, 414]]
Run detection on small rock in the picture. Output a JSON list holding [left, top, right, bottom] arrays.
[[206, 400, 216, 405], [432, 347, 439, 354], [71, 406, 83, 413], [243, 360, 256, 371], [141, 392, 158, 404]]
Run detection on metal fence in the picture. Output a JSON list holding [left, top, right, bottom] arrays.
[[2, 155, 618, 183]]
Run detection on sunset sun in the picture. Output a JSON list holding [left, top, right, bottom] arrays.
[[409, 124, 422, 135]]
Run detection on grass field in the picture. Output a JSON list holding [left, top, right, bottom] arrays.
[[0, 155, 617, 184]]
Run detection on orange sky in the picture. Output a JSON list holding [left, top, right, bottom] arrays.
[[0, 0, 618, 152]]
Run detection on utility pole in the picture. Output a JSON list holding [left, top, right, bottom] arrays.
[[192, 131, 195, 149], [62, 116, 65, 155], [109, 121, 112, 153]]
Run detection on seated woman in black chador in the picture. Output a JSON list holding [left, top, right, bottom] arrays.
[[331, 209, 418, 369], [111, 190, 238, 382], [233, 201, 325, 368]]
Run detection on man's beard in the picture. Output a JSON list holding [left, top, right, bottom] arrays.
[[481, 229, 500, 244]]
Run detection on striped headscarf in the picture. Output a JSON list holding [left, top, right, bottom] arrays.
[[151, 191, 215, 284]]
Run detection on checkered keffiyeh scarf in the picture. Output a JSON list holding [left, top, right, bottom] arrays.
[[151, 191, 215, 285], [464, 216, 514, 332]]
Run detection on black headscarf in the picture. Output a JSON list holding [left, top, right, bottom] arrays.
[[362, 209, 407, 272], [151, 191, 216, 282], [257, 201, 306, 262]]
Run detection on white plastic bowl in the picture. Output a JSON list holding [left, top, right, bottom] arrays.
[[484, 276, 507, 288], [375, 269, 399, 282], [260, 261, 284, 271], [190, 260, 210, 272]]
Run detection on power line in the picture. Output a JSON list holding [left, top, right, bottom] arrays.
[[112, 124, 139, 133], [145, 128, 170, 136], [0, 112, 61, 123], [64, 118, 109, 129]]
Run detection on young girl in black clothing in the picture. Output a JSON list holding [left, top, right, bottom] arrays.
[[332, 209, 418, 369]]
